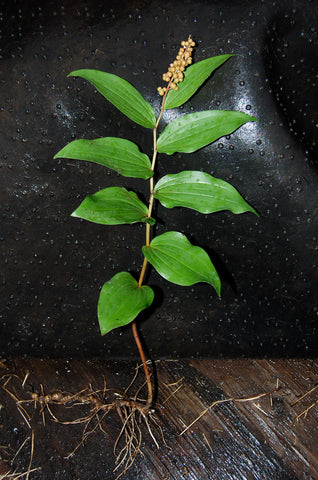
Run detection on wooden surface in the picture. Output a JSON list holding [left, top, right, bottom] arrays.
[[0, 358, 317, 479]]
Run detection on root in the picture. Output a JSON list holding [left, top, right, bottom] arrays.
[[0, 431, 41, 480], [180, 387, 282, 436], [1, 365, 162, 480], [291, 383, 318, 421]]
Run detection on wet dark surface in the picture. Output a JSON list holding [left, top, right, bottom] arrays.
[[0, 0, 317, 358]]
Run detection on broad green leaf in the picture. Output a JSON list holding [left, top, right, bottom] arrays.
[[154, 171, 257, 215], [142, 231, 220, 295], [72, 186, 153, 225], [165, 54, 233, 110], [98, 272, 154, 335], [157, 110, 257, 155], [54, 137, 153, 179], [68, 69, 156, 129]]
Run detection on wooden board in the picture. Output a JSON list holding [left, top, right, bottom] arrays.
[[0, 358, 317, 479]]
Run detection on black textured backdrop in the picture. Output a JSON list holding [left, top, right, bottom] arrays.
[[1, 0, 317, 358]]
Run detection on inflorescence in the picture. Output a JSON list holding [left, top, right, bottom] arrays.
[[157, 36, 195, 96]]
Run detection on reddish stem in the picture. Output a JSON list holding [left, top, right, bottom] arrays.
[[131, 320, 152, 408]]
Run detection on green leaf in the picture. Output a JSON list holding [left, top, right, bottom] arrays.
[[157, 110, 257, 155], [72, 187, 153, 225], [165, 54, 233, 110], [154, 171, 257, 215], [68, 69, 156, 129], [98, 272, 154, 335], [142, 231, 220, 295], [54, 137, 153, 179]]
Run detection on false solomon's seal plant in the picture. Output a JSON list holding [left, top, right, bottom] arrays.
[[55, 36, 257, 470]]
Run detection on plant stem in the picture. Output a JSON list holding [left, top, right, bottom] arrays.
[[138, 255, 148, 288], [131, 85, 171, 408], [131, 320, 153, 409]]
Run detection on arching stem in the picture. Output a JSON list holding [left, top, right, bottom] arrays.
[[131, 81, 172, 409]]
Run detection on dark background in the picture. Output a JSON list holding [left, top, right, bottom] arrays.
[[1, 0, 317, 358]]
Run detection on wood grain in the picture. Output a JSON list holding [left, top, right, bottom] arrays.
[[0, 358, 317, 479]]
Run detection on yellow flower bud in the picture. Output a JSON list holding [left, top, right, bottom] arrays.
[[158, 36, 195, 96]]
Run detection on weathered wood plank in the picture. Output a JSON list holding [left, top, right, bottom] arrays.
[[0, 358, 317, 479], [189, 359, 318, 478]]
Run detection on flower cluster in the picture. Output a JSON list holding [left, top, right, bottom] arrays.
[[157, 36, 195, 96]]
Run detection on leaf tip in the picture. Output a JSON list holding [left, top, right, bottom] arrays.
[[99, 326, 108, 336], [214, 281, 221, 298], [252, 207, 260, 217], [246, 202, 259, 217], [53, 148, 64, 159], [67, 71, 77, 78]]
